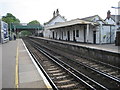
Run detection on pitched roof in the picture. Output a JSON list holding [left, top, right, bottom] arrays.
[[81, 15, 98, 21], [80, 15, 107, 24], [46, 18, 99, 30], [44, 14, 66, 25]]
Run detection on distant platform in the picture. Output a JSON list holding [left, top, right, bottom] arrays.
[[34, 37, 120, 54]]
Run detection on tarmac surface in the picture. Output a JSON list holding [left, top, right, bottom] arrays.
[[0, 44, 2, 90], [2, 40, 17, 88], [2, 39, 52, 89]]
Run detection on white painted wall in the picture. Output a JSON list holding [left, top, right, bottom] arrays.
[[105, 18, 115, 25], [101, 25, 115, 43], [74, 26, 85, 42], [44, 15, 66, 38], [48, 16, 66, 26]]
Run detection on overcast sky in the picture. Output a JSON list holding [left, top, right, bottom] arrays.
[[0, 0, 120, 24]]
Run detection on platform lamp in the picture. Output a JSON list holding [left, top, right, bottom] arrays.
[[111, 6, 120, 26], [111, 6, 120, 41], [9, 23, 12, 39], [38, 27, 39, 36]]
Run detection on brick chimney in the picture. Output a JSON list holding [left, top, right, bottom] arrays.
[[53, 11, 55, 17], [107, 10, 111, 19], [56, 9, 59, 16]]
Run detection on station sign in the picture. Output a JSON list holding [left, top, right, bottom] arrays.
[[1, 21, 8, 38]]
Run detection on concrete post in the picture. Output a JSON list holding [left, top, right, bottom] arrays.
[[99, 24, 102, 44], [86, 24, 89, 43]]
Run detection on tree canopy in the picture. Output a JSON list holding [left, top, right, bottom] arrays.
[[19, 30, 32, 37], [2, 13, 20, 24], [28, 20, 40, 25]]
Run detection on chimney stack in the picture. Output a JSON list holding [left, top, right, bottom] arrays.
[[56, 9, 59, 16], [53, 11, 55, 17], [107, 10, 111, 19]]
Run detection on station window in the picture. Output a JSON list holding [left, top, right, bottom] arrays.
[[56, 32, 57, 38], [76, 30, 79, 37], [64, 31, 66, 36]]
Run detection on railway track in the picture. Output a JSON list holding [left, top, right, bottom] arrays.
[[23, 38, 108, 90], [26, 37, 120, 89]]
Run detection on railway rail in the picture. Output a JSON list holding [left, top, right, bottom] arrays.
[[23, 37, 120, 89], [23, 38, 108, 89]]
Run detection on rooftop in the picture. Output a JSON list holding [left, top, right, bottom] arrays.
[[46, 18, 98, 30]]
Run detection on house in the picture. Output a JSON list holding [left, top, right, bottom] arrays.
[[43, 9, 66, 38], [46, 15, 115, 44], [81, 15, 115, 44], [105, 10, 120, 30], [105, 10, 120, 45]]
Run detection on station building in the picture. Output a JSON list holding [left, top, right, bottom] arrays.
[[45, 12, 115, 44], [43, 9, 66, 38], [105, 10, 120, 46], [105, 10, 120, 30]]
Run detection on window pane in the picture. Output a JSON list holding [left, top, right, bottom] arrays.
[[76, 30, 79, 37]]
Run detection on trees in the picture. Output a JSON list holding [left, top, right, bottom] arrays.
[[19, 30, 32, 37], [2, 13, 20, 24], [28, 20, 40, 25]]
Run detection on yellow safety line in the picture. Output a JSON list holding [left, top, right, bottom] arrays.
[[15, 41, 19, 88]]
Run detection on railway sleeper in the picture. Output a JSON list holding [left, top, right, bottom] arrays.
[[56, 75, 69, 79], [108, 71, 118, 75], [55, 79, 75, 85], [48, 70, 62, 73], [51, 72, 66, 76], [57, 83, 79, 88], [52, 75, 72, 81], [47, 67, 60, 71], [56, 79, 73, 84], [101, 69, 111, 72]]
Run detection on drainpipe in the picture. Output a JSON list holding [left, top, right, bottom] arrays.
[[110, 25, 111, 43], [99, 24, 102, 44]]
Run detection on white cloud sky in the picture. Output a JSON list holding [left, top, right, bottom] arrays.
[[0, 0, 120, 24]]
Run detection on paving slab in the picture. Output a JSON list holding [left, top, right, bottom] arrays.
[[19, 64, 36, 72], [19, 70, 42, 83], [0, 44, 2, 90], [2, 40, 18, 88], [19, 81, 48, 88]]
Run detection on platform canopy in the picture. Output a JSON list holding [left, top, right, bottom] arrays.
[[46, 18, 99, 30]]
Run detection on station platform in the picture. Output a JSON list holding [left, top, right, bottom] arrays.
[[36, 37, 120, 54], [2, 39, 52, 89]]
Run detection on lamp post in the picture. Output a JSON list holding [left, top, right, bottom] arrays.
[[9, 23, 12, 39], [111, 6, 120, 41], [38, 27, 39, 36], [111, 6, 120, 30], [111, 6, 120, 45]]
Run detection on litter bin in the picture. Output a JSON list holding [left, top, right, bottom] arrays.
[[115, 31, 120, 46]]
